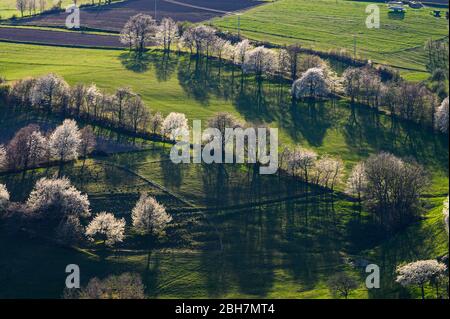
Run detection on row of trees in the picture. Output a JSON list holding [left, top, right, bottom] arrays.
[[279, 146, 344, 191], [14, 0, 114, 19], [0, 120, 96, 173], [1, 176, 173, 255], [120, 15, 310, 82], [343, 66, 449, 132], [7, 74, 169, 137], [15, 0, 49, 17]]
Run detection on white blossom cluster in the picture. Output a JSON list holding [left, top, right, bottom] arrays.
[[0, 184, 10, 212], [396, 260, 447, 286], [26, 177, 90, 217], [132, 193, 172, 236], [86, 212, 126, 247]]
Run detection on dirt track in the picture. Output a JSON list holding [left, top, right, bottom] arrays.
[[0, 27, 123, 48]]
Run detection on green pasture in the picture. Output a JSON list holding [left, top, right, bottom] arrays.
[[211, 0, 449, 80], [0, 41, 448, 299]]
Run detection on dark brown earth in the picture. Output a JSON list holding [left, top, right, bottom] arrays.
[[14, 0, 262, 32], [0, 27, 123, 48]]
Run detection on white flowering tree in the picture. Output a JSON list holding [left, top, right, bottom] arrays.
[[49, 119, 82, 166], [396, 260, 447, 299], [0, 145, 7, 171], [26, 177, 91, 219], [286, 147, 318, 184], [31, 73, 69, 113], [156, 17, 179, 52], [161, 112, 189, 141], [132, 194, 172, 237], [243, 46, 277, 79], [120, 14, 158, 53], [443, 196, 449, 233], [435, 97, 449, 134], [292, 67, 330, 99], [86, 212, 126, 247], [234, 39, 252, 68], [345, 162, 367, 204], [0, 184, 10, 212], [314, 155, 344, 190], [132, 193, 172, 271]]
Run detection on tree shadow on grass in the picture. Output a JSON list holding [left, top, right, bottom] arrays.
[[119, 52, 152, 73]]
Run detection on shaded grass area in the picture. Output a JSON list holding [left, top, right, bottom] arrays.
[[211, 0, 449, 80]]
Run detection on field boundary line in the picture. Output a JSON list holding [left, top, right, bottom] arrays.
[[95, 159, 225, 251]]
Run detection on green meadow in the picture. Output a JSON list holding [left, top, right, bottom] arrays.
[[0, 39, 448, 298], [212, 0, 449, 81], [0, 0, 94, 20]]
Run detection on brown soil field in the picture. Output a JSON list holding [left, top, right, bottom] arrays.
[[14, 0, 263, 32], [0, 27, 123, 48]]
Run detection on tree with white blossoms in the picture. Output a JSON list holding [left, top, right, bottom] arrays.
[[86, 212, 126, 247], [313, 155, 344, 190], [31, 73, 69, 113], [0, 184, 10, 212], [234, 39, 252, 70], [345, 162, 367, 205], [156, 17, 179, 52], [26, 177, 91, 219], [161, 112, 189, 141], [120, 14, 157, 53], [435, 97, 449, 134], [443, 196, 449, 233], [132, 193, 172, 271], [243, 46, 277, 79], [286, 147, 318, 184], [396, 260, 447, 299], [149, 112, 163, 135], [49, 119, 82, 172], [0, 145, 7, 171], [292, 67, 330, 99]]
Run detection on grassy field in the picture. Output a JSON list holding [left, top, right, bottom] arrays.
[[0, 1, 94, 20], [0, 41, 448, 298], [211, 0, 449, 81]]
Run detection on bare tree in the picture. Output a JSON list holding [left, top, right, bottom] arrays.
[[328, 273, 359, 299], [286, 44, 302, 81], [16, 0, 27, 17]]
